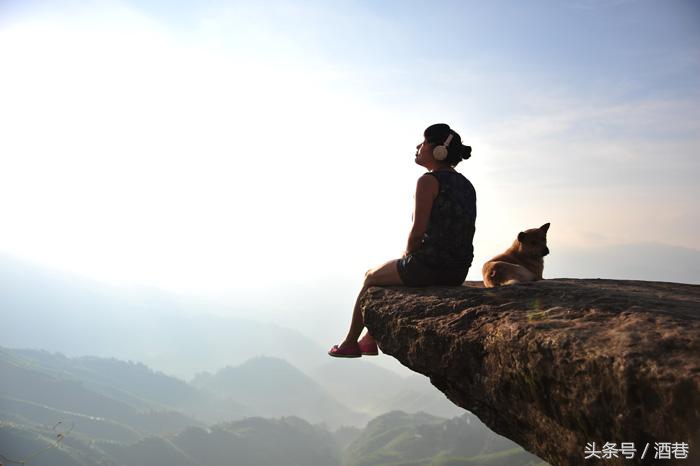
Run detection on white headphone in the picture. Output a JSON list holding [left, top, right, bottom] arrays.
[[433, 133, 454, 161]]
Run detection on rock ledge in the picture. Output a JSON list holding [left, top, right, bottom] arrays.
[[362, 279, 700, 466]]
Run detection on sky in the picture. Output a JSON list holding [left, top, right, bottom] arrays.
[[0, 0, 699, 343]]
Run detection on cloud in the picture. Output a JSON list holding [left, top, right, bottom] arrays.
[[1, 0, 698, 293], [0, 5, 425, 292]]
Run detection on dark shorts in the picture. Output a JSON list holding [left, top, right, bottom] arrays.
[[397, 254, 469, 287]]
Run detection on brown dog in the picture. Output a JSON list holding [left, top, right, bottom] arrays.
[[482, 223, 550, 287]]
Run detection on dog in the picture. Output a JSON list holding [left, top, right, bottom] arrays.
[[482, 223, 550, 287]]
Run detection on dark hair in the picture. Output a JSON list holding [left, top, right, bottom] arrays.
[[424, 123, 472, 166]]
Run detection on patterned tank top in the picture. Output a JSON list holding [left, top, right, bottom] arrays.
[[412, 170, 477, 270]]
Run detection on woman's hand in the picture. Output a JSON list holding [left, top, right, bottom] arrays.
[[404, 174, 438, 255]]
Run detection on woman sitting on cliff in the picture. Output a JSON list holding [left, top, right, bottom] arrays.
[[329, 123, 476, 358]]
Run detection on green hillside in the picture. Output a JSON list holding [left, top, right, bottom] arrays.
[[0, 348, 203, 439], [312, 361, 464, 419], [1, 416, 342, 466], [192, 356, 367, 427], [344, 411, 547, 466], [0, 347, 548, 466], [6, 348, 250, 425]]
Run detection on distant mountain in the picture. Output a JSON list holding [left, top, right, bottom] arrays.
[[3, 348, 250, 425], [312, 360, 464, 419], [98, 416, 341, 466], [168, 417, 341, 466], [0, 410, 546, 466], [192, 356, 367, 428], [0, 252, 329, 379], [1, 345, 463, 430], [0, 415, 342, 466], [0, 346, 545, 466], [0, 347, 366, 441], [546, 242, 700, 284], [345, 411, 548, 466], [0, 347, 206, 441]]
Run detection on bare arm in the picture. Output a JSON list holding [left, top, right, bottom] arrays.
[[404, 174, 438, 255]]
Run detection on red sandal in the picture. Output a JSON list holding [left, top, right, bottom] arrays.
[[328, 342, 362, 358]]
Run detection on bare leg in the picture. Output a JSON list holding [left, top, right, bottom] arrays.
[[343, 284, 370, 345], [338, 259, 403, 348]]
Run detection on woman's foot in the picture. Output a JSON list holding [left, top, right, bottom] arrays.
[[328, 341, 362, 358], [358, 334, 379, 356]]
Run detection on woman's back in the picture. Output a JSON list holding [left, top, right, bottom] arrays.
[[412, 170, 476, 270]]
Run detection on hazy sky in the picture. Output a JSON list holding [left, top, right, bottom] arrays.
[[1, 0, 698, 302]]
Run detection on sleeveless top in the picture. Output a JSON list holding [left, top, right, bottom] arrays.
[[411, 170, 477, 270]]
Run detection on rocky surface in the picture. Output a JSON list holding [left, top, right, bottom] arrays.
[[362, 279, 700, 466]]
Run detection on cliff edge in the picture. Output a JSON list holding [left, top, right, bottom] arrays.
[[362, 279, 700, 466]]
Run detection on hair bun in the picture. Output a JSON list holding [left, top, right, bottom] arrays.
[[462, 145, 472, 160]]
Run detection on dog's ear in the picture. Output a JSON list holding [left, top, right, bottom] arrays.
[[540, 223, 550, 233], [517, 232, 526, 242]]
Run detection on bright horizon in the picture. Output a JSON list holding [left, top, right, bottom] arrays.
[[1, 0, 699, 301]]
